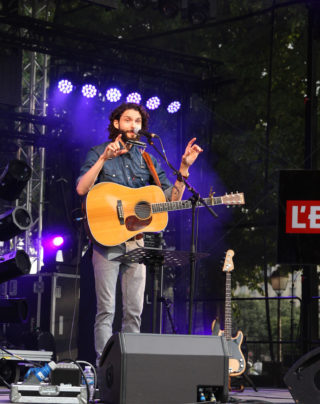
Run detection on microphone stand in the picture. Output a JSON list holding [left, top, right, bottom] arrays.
[[144, 136, 218, 334]]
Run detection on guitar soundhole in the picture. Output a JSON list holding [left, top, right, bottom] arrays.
[[135, 201, 151, 219]]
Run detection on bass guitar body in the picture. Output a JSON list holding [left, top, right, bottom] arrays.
[[218, 329, 246, 376]]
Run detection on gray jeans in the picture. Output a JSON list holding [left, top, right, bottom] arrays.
[[92, 239, 146, 364]]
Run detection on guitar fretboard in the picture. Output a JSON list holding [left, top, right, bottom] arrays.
[[152, 196, 223, 213], [225, 272, 232, 340]]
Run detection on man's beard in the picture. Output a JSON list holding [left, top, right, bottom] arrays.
[[117, 129, 137, 144]]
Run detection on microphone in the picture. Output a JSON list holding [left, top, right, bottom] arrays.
[[133, 127, 159, 139]]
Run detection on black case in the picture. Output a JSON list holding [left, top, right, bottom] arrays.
[[3, 272, 80, 360]]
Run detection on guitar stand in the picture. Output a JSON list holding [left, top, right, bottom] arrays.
[[242, 373, 258, 392], [112, 247, 209, 334], [230, 372, 258, 393]]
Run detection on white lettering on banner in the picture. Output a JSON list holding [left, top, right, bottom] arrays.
[[309, 206, 320, 228], [291, 206, 306, 228]]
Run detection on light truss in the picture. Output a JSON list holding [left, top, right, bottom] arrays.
[[0, 11, 221, 85]]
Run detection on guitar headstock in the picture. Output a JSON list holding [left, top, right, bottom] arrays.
[[221, 192, 245, 206], [222, 249, 235, 273]]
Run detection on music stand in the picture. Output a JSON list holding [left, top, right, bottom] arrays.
[[112, 247, 209, 333]]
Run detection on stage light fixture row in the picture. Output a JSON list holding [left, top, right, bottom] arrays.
[[56, 80, 181, 113]]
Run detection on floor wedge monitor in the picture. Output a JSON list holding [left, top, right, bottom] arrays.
[[284, 347, 320, 404], [98, 332, 229, 404]]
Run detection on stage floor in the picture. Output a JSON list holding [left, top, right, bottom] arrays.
[[230, 387, 294, 403], [0, 387, 294, 403]]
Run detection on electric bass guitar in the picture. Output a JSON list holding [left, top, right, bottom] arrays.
[[212, 250, 246, 376], [84, 182, 245, 246]]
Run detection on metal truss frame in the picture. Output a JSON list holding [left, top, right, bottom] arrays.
[[14, 0, 54, 273], [0, 9, 221, 86]]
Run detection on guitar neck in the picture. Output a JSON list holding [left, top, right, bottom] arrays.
[[151, 196, 223, 213], [224, 272, 232, 340]]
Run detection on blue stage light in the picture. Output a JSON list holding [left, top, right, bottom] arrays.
[[82, 84, 97, 98], [146, 96, 161, 110], [126, 92, 142, 104], [58, 79, 73, 94], [106, 88, 122, 102], [167, 101, 181, 113]]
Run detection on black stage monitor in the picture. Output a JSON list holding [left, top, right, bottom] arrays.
[[98, 332, 229, 404], [278, 170, 320, 264]]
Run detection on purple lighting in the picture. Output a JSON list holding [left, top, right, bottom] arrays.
[[146, 96, 161, 110], [106, 87, 122, 102], [82, 84, 97, 98], [58, 79, 73, 94], [167, 101, 181, 113], [52, 236, 64, 247], [126, 92, 142, 104]]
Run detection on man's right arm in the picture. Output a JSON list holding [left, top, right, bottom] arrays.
[[76, 154, 107, 196], [76, 134, 127, 196]]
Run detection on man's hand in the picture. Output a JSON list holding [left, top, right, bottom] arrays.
[[101, 134, 128, 160], [181, 137, 203, 169]]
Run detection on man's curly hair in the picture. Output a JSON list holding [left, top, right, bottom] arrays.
[[108, 102, 150, 141]]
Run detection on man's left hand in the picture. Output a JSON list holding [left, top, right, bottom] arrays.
[[181, 137, 203, 168]]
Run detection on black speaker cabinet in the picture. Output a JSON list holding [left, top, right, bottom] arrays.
[[284, 347, 320, 404], [98, 332, 229, 404]]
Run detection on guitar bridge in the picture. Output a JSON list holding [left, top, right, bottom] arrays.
[[117, 200, 124, 225]]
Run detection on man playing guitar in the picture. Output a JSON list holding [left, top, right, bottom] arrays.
[[76, 102, 203, 366]]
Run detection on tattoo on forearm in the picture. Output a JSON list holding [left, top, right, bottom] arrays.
[[172, 183, 185, 199]]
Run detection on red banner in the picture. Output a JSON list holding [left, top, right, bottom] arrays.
[[286, 200, 320, 233]]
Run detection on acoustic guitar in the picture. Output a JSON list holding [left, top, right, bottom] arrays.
[[84, 182, 245, 246], [212, 249, 246, 376]]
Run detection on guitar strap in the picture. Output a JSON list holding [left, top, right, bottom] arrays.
[[142, 151, 162, 187]]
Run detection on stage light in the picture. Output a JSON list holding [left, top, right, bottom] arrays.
[[42, 231, 74, 269], [57, 79, 73, 94], [106, 87, 122, 102], [0, 207, 32, 241], [126, 92, 142, 104], [167, 101, 181, 113], [52, 236, 64, 247], [0, 249, 31, 284], [0, 159, 31, 201], [82, 84, 97, 98], [146, 96, 161, 110], [0, 298, 28, 323]]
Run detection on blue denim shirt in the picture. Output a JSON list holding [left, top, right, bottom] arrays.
[[79, 141, 173, 197]]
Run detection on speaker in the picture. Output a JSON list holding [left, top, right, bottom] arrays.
[[98, 332, 229, 404], [284, 347, 320, 404]]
